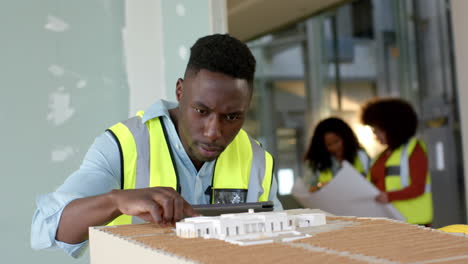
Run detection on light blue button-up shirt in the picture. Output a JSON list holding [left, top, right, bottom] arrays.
[[31, 99, 282, 258]]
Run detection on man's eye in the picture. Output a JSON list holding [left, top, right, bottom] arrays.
[[225, 115, 240, 121], [195, 108, 207, 114]]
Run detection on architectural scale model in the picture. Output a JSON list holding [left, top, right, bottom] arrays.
[[89, 209, 468, 264], [175, 209, 326, 245]]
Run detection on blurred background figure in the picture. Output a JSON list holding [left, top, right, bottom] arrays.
[[362, 98, 433, 226], [303, 117, 371, 192]]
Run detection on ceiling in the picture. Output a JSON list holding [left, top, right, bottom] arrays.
[[227, 0, 348, 41]]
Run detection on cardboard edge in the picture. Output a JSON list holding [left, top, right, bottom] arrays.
[[89, 227, 195, 264]]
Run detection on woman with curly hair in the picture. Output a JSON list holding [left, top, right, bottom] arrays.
[[362, 98, 433, 225], [304, 117, 371, 192]]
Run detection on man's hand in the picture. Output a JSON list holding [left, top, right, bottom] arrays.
[[375, 192, 389, 203], [56, 186, 198, 244], [308, 182, 328, 192], [111, 187, 198, 226]]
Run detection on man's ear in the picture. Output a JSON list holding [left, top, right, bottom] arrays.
[[175, 78, 184, 102]]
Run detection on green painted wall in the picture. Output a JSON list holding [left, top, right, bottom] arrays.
[[161, 1, 211, 100], [1, 0, 218, 263], [1, 1, 128, 263]]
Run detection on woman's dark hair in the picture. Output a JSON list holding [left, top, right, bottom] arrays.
[[361, 97, 418, 149], [304, 117, 362, 171]]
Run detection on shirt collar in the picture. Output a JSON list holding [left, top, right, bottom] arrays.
[[142, 99, 178, 123]]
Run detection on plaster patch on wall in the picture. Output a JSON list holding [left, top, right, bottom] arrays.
[[47, 87, 75, 125], [51, 146, 76, 162], [68, 69, 86, 81], [76, 80, 87, 89], [45, 15, 70, 32], [48, 64, 65, 77], [68, 70, 87, 89], [178, 45, 188, 60], [176, 3, 186, 16], [48, 65, 88, 89]]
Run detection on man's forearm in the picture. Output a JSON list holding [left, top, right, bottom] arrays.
[[55, 191, 121, 244]]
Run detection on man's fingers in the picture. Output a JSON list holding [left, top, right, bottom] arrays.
[[151, 187, 188, 223], [182, 199, 198, 217], [160, 196, 174, 224], [115, 187, 189, 225], [146, 202, 163, 224], [173, 197, 184, 222], [137, 213, 156, 223], [152, 187, 179, 223], [154, 186, 179, 196]]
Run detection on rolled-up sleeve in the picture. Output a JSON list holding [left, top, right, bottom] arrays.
[[31, 132, 121, 258]]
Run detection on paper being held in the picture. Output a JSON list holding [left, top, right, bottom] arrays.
[[292, 161, 404, 221]]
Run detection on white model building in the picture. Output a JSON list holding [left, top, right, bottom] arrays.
[[176, 209, 326, 245]]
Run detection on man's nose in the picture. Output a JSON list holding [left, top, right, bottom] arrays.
[[204, 115, 222, 141]]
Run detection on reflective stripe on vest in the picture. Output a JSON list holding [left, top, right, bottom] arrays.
[[106, 113, 177, 225], [384, 138, 433, 224], [106, 114, 273, 225], [122, 114, 150, 189], [317, 150, 369, 184]]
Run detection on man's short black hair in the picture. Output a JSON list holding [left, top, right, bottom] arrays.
[[185, 34, 256, 86]]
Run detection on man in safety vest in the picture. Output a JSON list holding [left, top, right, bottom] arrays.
[[31, 34, 282, 258]]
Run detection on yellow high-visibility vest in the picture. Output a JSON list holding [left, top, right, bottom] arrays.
[[106, 112, 274, 226], [372, 138, 433, 224], [317, 150, 369, 184]]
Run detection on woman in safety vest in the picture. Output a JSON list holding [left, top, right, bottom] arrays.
[[361, 98, 433, 226], [303, 117, 371, 192]]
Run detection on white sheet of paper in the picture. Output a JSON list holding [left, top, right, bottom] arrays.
[[292, 161, 405, 221]]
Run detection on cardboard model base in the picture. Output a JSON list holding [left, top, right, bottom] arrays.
[[89, 209, 468, 264]]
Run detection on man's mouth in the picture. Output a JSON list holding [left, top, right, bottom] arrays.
[[198, 143, 223, 158]]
